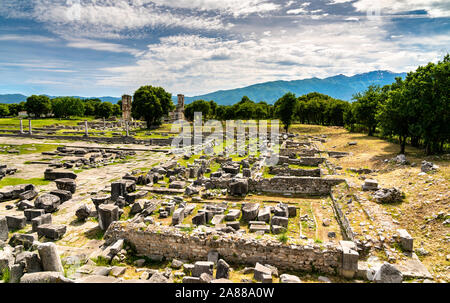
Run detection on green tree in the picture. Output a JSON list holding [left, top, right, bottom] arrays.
[[25, 95, 51, 118], [0, 104, 9, 117], [7, 102, 25, 116], [275, 92, 297, 132], [51, 97, 85, 118], [352, 85, 382, 136], [132, 86, 174, 128], [112, 104, 122, 117], [96, 102, 114, 119], [184, 100, 211, 121]]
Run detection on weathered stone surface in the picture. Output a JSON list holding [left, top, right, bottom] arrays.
[[55, 178, 77, 193], [280, 274, 301, 283], [148, 272, 169, 283], [225, 209, 240, 221], [49, 189, 72, 202], [17, 200, 34, 211], [362, 179, 378, 191], [340, 241, 359, 279], [31, 214, 52, 232], [192, 212, 206, 225], [192, 261, 214, 277], [77, 275, 118, 283], [271, 225, 286, 235], [199, 273, 213, 283], [130, 200, 146, 215], [242, 203, 260, 222], [211, 215, 225, 226], [20, 271, 74, 283], [249, 224, 270, 233], [111, 180, 128, 201], [5, 215, 26, 230], [18, 189, 38, 201], [182, 276, 201, 283], [10, 263, 25, 283], [216, 259, 230, 279], [98, 204, 119, 231], [24, 209, 45, 222], [0, 216, 8, 241], [8, 233, 35, 249], [230, 179, 248, 196], [421, 160, 438, 173], [287, 205, 297, 218], [254, 263, 272, 281], [271, 216, 288, 228], [37, 224, 67, 240], [37, 242, 64, 273], [397, 229, 413, 252], [15, 251, 42, 273], [110, 266, 126, 277], [75, 204, 91, 221], [91, 194, 110, 209], [207, 250, 219, 264], [172, 208, 185, 226], [373, 263, 403, 283], [373, 188, 404, 204], [34, 194, 61, 213], [44, 169, 77, 181], [0, 184, 35, 202], [226, 221, 240, 231], [257, 207, 271, 223]]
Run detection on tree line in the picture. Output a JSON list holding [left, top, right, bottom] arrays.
[[0, 96, 122, 119]]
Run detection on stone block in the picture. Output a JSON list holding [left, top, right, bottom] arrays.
[[31, 214, 52, 232], [37, 224, 67, 240], [98, 204, 119, 231]]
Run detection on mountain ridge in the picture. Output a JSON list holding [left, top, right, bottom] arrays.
[[0, 70, 406, 105]]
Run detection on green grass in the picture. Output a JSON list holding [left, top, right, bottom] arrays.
[[1, 267, 10, 283], [0, 143, 61, 155], [0, 177, 51, 188], [263, 167, 275, 178], [0, 117, 96, 128], [277, 233, 289, 244], [289, 164, 317, 170]]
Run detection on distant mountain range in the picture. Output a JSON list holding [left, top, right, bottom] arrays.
[[0, 70, 406, 105], [0, 94, 120, 104], [179, 70, 406, 105]]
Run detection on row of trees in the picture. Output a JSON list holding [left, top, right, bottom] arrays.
[[344, 55, 449, 154], [0, 96, 121, 119], [184, 96, 275, 121]]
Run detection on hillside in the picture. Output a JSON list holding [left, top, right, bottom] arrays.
[[0, 94, 121, 104], [182, 70, 406, 104]]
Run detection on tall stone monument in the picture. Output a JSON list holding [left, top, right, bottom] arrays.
[[122, 95, 132, 122]]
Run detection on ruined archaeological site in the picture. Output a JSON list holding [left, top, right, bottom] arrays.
[[0, 116, 448, 284]]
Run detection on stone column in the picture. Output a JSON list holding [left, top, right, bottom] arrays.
[[126, 121, 129, 137], [28, 119, 32, 135], [19, 119, 24, 134], [103, 117, 106, 129], [84, 120, 88, 137], [37, 242, 64, 273]]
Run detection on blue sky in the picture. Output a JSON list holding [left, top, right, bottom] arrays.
[[0, 0, 448, 97]]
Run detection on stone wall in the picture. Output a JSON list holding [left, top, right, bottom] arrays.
[[249, 176, 345, 195], [104, 222, 343, 275], [269, 166, 321, 177]]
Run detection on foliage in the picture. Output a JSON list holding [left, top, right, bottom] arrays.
[[274, 92, 297, 132], [51, 97, 85, 118], [132, 85, 174, 128], [0, 104, 9, 117], [25, 95, 51, 117], [351, 85, 382, 136]]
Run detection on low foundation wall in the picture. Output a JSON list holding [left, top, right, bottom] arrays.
[[249, 176, 345, 195], [104, 223, 343, 274]]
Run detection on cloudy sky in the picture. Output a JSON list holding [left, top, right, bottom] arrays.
[[0, 0, 448, 97]]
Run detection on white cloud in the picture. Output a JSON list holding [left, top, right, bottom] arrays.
[[96, 20, 446, 96], [66, 38, 142, 55], [352, 0, 450, 17], [287, 8, 308, 15], [0, 34, 56, 43]]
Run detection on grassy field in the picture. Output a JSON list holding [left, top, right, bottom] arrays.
[[0, 177, 51, 188]]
